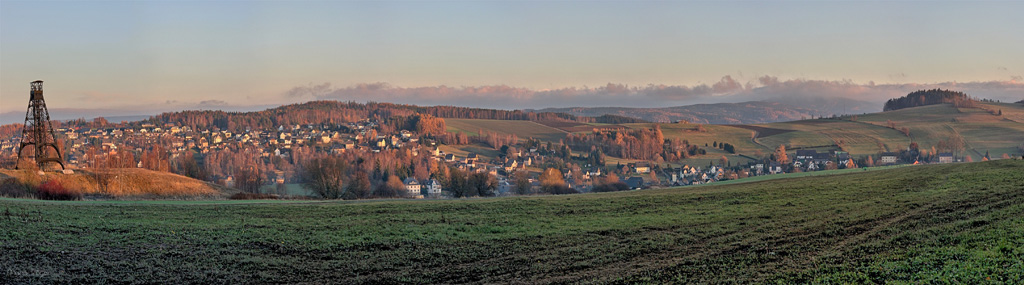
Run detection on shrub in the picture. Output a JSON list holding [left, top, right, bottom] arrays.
[[592, 182, 629, 193], [543, 184, 578, 195], [229, 192, 279, 200], [36, 180, 82, 201], [0, 178, 32, 198]]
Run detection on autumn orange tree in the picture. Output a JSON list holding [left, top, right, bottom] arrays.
[[774, 145, 789, 164], [539, 168, 574, 194], [373, 175, 405, 198]]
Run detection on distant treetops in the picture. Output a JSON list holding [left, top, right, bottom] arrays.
[[883, 89, 976, 111]]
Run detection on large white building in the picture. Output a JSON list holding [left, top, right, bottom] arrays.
[[403, 178, 422, 198], [423, 179, 442, 197]]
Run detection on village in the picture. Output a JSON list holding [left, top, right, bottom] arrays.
[[1, 113, 968, 200]]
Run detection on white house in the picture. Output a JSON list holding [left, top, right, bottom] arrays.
[[880, 152, 898, 165], [403, 178, 422, 198], [938, 153, 954, 163], [634, 163, 651, 174], [423, 179, 442, 197]]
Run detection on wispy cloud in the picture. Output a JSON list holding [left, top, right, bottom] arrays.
[[284, 76, 1024, 111], [198, 100, 229, 107]]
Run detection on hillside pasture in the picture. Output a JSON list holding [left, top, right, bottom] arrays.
[[730, 124, 794, 137], [756, 120, 912, 154], [442, 104, 1024, 165], [639, 123, 768, 154], [536, 121, 629, 133], [981, 102, 1024, 123], [755, 129, 835, 151], [445, 119, 566, 142], [857, 104, 965, 125], [848, 103, 1024, 160], [950, 122, 1024, 159], [1, 161, 1022, 283]]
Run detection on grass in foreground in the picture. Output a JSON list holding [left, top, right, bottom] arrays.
[[1, 160, 1022, 283]]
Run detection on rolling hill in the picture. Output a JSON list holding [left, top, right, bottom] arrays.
[[0, 168, 237, 199], [449, 102, 1024, 166], [445, 118, 567, 142], [2, 160, 1021, 283]]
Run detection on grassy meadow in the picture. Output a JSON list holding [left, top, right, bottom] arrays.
[[2, 160, 1022, 283]]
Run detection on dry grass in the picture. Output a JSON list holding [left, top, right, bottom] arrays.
[[0, 168, 235, 199]]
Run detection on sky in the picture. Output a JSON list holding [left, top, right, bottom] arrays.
[[1, 1, 1022, 118]]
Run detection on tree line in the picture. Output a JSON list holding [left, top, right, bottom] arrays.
[[147, 101, 595, 133], [883, 89, 977, 111], [564, 125, 705, 162]]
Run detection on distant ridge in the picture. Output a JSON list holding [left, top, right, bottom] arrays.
[[531, 100, 877, 124]]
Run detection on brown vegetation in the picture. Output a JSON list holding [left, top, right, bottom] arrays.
[[35, 180, 82, 201], [774, 144, 789, 164], [411, 114, 446, 136], [0, 168, 230, 199], [539, 168, 575, 194], [0, 124, 23, 138]]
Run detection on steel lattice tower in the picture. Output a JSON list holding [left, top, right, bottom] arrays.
[[16, 80, 65, 170]]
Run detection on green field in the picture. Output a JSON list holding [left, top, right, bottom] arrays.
[[259, 183, 313, 197], [3, 160, 1022, 283]]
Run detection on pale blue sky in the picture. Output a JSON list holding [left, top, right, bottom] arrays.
[[1, 1, 1022, 114]]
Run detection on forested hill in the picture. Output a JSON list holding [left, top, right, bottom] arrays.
[[883, 89, 976, 111], [143, 101, 623, 133]]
